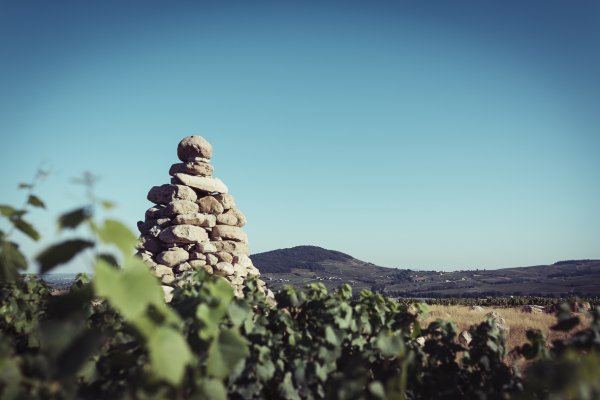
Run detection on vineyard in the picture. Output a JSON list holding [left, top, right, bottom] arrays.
[[1, 183, 600, 399]]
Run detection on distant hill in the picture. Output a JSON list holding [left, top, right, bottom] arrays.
[[250, 246, 600, 297], [250, 245, 354, 273]]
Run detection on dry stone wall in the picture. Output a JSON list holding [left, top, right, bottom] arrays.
[[135, 135, 273, 302]]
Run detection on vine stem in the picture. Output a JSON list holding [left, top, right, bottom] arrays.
[[6, 169, 49, 239]]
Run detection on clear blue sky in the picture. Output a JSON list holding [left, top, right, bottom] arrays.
[[1, 0, 598, 273]]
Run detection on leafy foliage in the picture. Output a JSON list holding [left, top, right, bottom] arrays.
[[0, 240, 28, 281], [0, 177, 48, 281], [1, 184, 600, 399]]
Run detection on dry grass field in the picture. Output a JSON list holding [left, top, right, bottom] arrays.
[[420, 305, 591, 364]]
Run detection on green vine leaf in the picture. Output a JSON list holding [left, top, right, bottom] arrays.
[[93, 219, 136, 258], [12, 218, 41, 241], [147, 326, 193, 385], [0, 204, 18, 217], [375, 330, 405, 358], [206, 328, 249, 379], [36, 239, 94, 273], [100, 200, 116, 210], [278, 372, 301, 400], [96, 253, 119, 268], [0, 240, 28, 280], [199, 379, 227, 400], [58, 207, 90, 230], [27, 195, 46, 209], [94, 258, 192, 384], [94, 258, 164, 321]]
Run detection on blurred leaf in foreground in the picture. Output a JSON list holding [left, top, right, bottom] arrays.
[[58, 207, 90, 230], [0, 240, 27, 281], [27, 195, 46, 209], [94, 258, 192, 385], [93, 219, 136, 258], [0, 205, 18, 217], [12, 219, 41, 241], [36, 239, 94, 274]]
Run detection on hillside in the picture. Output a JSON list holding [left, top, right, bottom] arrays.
[[249, 245, 355, 273], [250, 246, 600, 297]]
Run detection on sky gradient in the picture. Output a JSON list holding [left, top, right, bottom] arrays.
[[1, 0, 599, 273]]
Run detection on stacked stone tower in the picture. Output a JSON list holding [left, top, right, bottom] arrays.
[[135, 135, 272, 301]]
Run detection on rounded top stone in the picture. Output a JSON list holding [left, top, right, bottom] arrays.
[[177, 136, 213, 162]]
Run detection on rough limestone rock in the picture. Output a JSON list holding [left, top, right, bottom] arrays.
[[216, 212, 237, 226], [165, 200, 200, 217], [216, 208, 246, 227], [206, 253, 218, 265], [215, 251, 234, 263], [189, 252, 206, 260], [189, 259, 207, 269], [136, 235, 163, 254], [177, 135, 213, 161], [174, 173, 228, 194], [153, 264, 174, 278], [137, 220, 152, 234], [458, 330, 472, 346], [162, 286, 174, 302], [233, 263, 248, 277], [233, 254, 253, 268], [201, 264, 213, 274], [137, 251, 154, 264], [175, 262, 192, 273], [147, 184, 197, 204], [158, 225, 209, 244], [212, 240, 248, 255], [197, 196, 224, 215], [214, 262, 234, 276], [521, 305, 543, 314], [211, 225, 248, 243], [158, 218, 171, 227], [215, 193, 236, 210], [136, 135, 273, 302], [155, 247, 189, 267], [230, 208, 247, 226], [169, 162, 214, 177], [196, 242, 217, 253], [145, 206, 165, 219], [174, 213, 216, 227]]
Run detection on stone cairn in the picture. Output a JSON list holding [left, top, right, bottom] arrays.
[[135, 135, 273, 302]]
